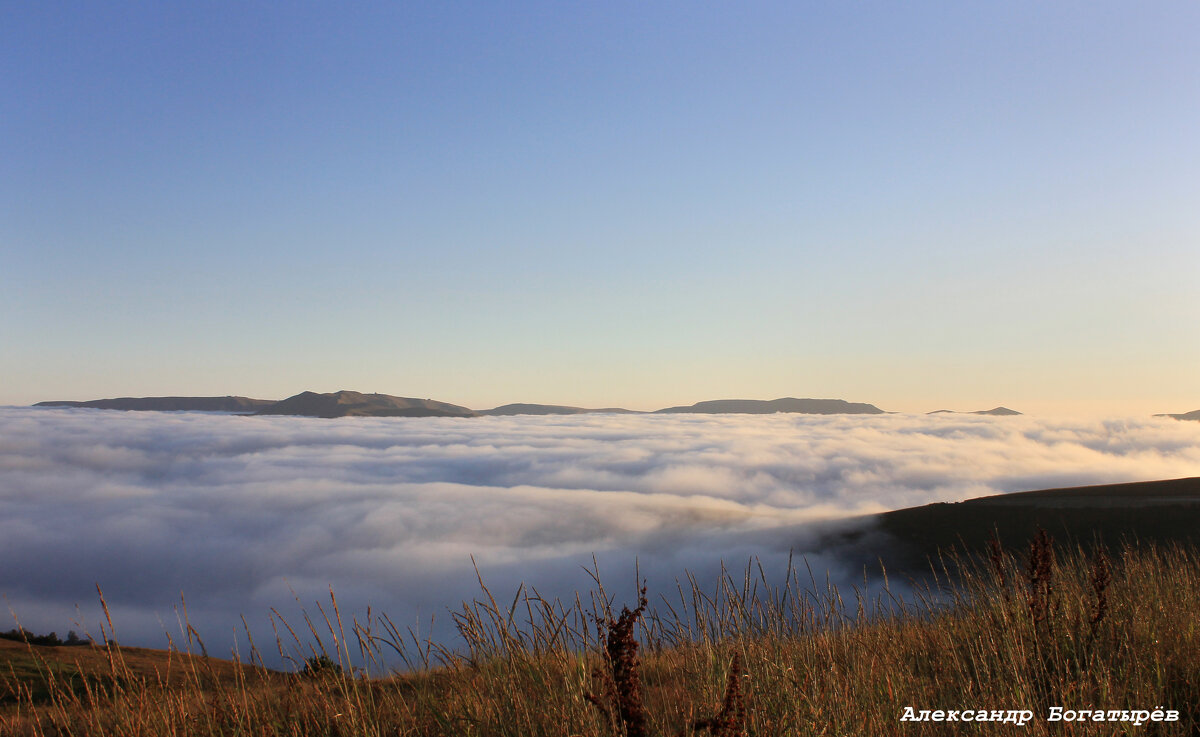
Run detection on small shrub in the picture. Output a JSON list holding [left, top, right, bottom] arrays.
[[301, 654, 343, 677]]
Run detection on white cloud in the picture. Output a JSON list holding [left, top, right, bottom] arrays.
[[1, 408, 1197, 664]]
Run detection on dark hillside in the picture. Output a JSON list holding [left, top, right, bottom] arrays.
[[839, 477, 1200, 573]]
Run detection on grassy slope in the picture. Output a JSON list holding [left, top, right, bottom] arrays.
[[4, 543, 1199, 735], [0, 638, 280, 705], [5, 479, 1200, 735]]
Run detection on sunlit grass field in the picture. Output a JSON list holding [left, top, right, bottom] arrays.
[[3, 535, 1198, 736]]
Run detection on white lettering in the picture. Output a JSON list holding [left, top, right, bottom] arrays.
[[1048, 707, 1064, 722]]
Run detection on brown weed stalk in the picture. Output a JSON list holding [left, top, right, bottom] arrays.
[[587, 587, 650, 737], [692, 651, 747, 737], [1025, 528, 1055, 627], [987, 530, 1007, 588], [1089, 547, 1112, 633]]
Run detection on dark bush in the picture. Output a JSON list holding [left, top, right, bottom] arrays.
[[301, 654, 343, 677]]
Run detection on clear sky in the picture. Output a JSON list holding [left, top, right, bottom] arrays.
[[3, 1, 1197, 414]]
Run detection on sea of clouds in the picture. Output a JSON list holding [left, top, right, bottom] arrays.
[[2, 407, 1198, 665]]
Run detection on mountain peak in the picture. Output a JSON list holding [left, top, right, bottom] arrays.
[[654, 397, 885, 415], [255, 391, 476, 418]]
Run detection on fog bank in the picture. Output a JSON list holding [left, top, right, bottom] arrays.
[[2, 408, 1196, 665]]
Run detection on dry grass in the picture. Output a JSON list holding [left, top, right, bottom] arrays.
[[3, 539, 1199, 736]]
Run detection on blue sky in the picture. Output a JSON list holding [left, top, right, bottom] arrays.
[[3, 1, 1198, 413]]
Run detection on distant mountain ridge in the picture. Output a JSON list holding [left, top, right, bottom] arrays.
[[1156, 409, 1200, 421], [928, 407, 1022, 416], [654, 398, 885, 415], [254, 391, 477, 418], [479, 403, 638, 416], [34, 396, 276, 412], [42, 395, 1166, 420], [33, 393, 890, 417]]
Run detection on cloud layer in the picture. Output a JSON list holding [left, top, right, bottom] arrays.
[[2, 408, 1197, 663]]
